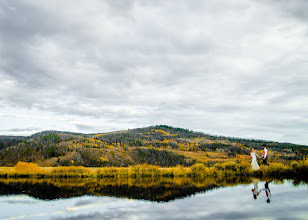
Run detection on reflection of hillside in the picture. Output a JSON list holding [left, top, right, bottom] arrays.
[[0, 177, 252, 202]]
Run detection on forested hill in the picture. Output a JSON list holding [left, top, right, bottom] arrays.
[[0, 125, 307, 167]]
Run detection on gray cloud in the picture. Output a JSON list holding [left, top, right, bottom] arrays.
[[52, 212, 106, 220], [1, 127, 41, 132], [68, 121, 105, 132], [267, 0, 308, 22], [0, 0, 307, 144]]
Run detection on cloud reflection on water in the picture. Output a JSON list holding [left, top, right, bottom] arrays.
[[0, 180, 307, 220], [50, 182, 308, 220]]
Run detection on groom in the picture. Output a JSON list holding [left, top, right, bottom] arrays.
[[261, 144, 269, 166]]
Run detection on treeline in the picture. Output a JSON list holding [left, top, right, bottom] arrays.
[[134, 148, 194, 167], [0, 134, 70, 166], [0, 125, 307, 167], [0, 133, 107, 167], [210, 135, 307, 158], [198, 142, 248, 157], [0, 136, 25, 150], [95, 125, 307, 159], [95, 125, 202, 146], [0, 132, 92, 164], [29, 130, 88, 139]]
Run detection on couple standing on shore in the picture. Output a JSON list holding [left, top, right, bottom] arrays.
[[250, 144, 269, 170]]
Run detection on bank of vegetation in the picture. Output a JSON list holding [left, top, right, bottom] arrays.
[[0, 126, 307, 180], [0, 160, 307, 180]]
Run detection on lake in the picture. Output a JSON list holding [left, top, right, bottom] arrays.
[[0, 177, 307, 220]]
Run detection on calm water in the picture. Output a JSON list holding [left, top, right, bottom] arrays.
[[0, 177, 307, 220]]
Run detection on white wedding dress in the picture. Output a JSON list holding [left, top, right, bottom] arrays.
[[251, 152, 260, 170]]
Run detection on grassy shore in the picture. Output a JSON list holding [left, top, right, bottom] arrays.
[[0, 160, 307, 179]]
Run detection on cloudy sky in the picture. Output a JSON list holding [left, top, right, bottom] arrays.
[[0, 0, 307, 144]]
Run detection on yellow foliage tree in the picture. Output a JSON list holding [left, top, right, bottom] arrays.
[[14, 161, 40, 174]]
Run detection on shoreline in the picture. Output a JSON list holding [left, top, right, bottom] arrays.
[[0, 160, 307, 179]]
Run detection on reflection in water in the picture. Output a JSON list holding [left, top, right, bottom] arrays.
[[251, 179, 272, 203], [0, 176, 252, 202], [0, 177, 306, 202], [0, 177, 307, 220], [264, 180, 272, 203], [251, 179, 261, 200]]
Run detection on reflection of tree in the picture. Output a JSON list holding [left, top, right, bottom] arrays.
[[0, 176, 252, 202]]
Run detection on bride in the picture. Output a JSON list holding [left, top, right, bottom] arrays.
[[250, 148, 260, 170]]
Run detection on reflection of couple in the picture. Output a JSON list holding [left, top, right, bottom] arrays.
[[250, 144, 269, 170], [251, 179, 272, 203]]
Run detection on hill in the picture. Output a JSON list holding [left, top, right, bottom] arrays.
[[0, 125, 307, 167]]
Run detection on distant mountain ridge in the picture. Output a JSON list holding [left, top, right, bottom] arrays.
[[0, 125, 307, 167]]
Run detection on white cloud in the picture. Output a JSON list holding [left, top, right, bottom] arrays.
[[0, 0, 307, 144]]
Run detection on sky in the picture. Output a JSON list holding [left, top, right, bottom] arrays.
[[0, 0, 307, 145]]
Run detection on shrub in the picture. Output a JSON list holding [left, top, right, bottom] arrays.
[[190, 163, 207, 176], [261, 163, 289, 177], [96, 167, 119, 177], [130, 164, 160, 177], [172, 165, 188, 176], [14, 161, 40, 174], [50, 166, 91, 178], [290, 161, 299, 169], [221, 161, 239, 172]]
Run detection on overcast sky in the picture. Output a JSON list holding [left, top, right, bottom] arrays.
[[0, 0, 307, 145]]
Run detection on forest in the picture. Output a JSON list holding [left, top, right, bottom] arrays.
[[0, 125, 307, 168]]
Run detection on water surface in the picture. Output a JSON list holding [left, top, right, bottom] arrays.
[[0, 177, 307, 220]]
